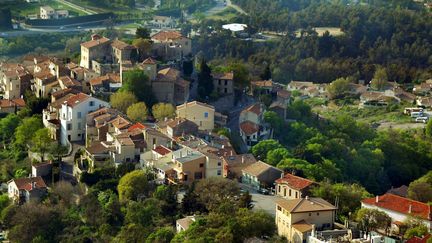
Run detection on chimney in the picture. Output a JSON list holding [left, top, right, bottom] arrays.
[[376, 195, 379, 203], [409, 204, 412, 214], [241, 155, 245, 163]]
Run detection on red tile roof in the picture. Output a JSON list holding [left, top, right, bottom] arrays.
[[213, 72, 234, 80], [0, 98, 26, 108], [362, 193, 432, 220], [128, 122, 147, 132], [12, 177, 47, 191], [153, 145, 171, 156], [111, 39, 135, 50], [275, 173, 315, 190], [243, 103, 262, 115], [240, 121, 259, 135], [81, 37, 110, 49], [151, 31, 184, 41], [64, 93, 90, 107]]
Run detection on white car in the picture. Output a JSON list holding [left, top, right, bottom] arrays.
[[415, 117, 429, 123]]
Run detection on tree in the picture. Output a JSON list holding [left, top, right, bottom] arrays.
[[327, 77, 351, 99], [124, 199, 161, 227], [251, 139, 283, 160], [266, 148, 291, 166], [426, 119, 432, 138], [404, 225, 428, 239], [132, 38, 152, 60], [194, 177, 240, 211], [8, 203, 63, 243], [408, 180, 432, 203], [197, 60, 214, 99], [127, 102, 149, 122], [121, 70, 155, 105], [31, 128, 52, 162], [136, 27, 151, 39], [356, 208, 391, 234], [370, 67, 388, 91], [260, 63, 271, 80], [0, 114, 20, 147], [14, 116, 43, 146], [110, 91, 138, 113], [183, 59, 194, 76], [146, 227, 175, 243], [118, 170, 153, 202], [152, 103, 175, 121], [228, 62, 249, 89]]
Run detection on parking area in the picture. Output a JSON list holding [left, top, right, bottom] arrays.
[[240, 183, 277, 216]]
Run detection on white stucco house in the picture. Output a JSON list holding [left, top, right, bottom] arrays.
[[60, 93, 109, 145]]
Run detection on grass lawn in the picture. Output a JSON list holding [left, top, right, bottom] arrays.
[[206, 7, 238, 21], [5, 0, 87, 18], [311, 99, 413, 124]]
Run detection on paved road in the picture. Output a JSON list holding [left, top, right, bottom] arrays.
[[378, 122, 426, 130], [241, 183, 276, 216]]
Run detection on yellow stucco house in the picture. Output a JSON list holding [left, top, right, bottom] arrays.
[[176, 101, 215, 131], [275, 197, 337, 243]]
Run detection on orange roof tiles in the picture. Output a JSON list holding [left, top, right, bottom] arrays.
[[12, 177, 47, 191], [243, 103, 262, 115], [0, 98, 26, 108], [128, 122, 147, 132], [64, 93, 90, 107], [276, 173, 315, 190], [213, 72, 234, 80], [153, 145, 171, 156], [151, 30, 184, 41], [81, 37, 110, 49], [240, 121, 259, 135], [111, 39, 135, 50], [362, 193, 432, 220]]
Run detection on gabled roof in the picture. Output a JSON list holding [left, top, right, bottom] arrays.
[[64, 93, 91, 107], [362, 193, 432, 220], [0, 98, 26, 108], [157, 67, 180, 81], [176, 216, 196, 230], [151, 30, 184, 41], [142, 57, 157, 65], [276, 197, 337, 213], [242, 103, 262, 116], [109, 115, 131, 130], [275, 173, 315, 190], [277, 90, 291, 99], [81, 37, 110, 49], [242, 160, 281, 177], [128, 122, 147, 132], [153, 145, 172, 156], [239, 121, 259, 135], [59, 76, 81, 88], [251, 80, 273, 88], [9, 177, 47, 191]]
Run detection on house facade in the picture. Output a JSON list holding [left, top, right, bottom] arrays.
[[242, 160, 283, 189], [60, 93, 110, 145], [176, 101, 215, 131], [276, 197, 337, 243], [151, 31, 192, 60], [213, 72, 234, 95], [275, 173, 315, 200], [239, 103, 271, 148], [7, 177, 48, 204]]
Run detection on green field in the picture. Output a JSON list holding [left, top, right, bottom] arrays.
[[3, 0, 87, 18], [206, 7, 238, 21]]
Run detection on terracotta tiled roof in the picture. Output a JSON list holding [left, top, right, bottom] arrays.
[[0, 98, 26, 108], [292, 220, 313, 233], [276, 197, 337, 213], [157, 67, 180, 81], [64, 93, 90, 107], [153, 145, 171, 156], [276, 173, 315, 190], [167, 118, 197, 129], [251, 80, 272, 87], [81, 37, 110, 49], [243, 103, 262, 115], [109, 116, 131, 130], [142, 57, 157, 65], [406, 234, 431, 243], [51, 88, 80, 100], [239, 121, 259, 135], [11, 177, 47, 191], [59, 76, 81, 88], [213, 72, 234, 80], [128, 122, 147, 132], [111, 39, 135, 50], [86, 141, 113, 154], [151, 31, 183, 41], [362, 193, 432, 220], [90, 73, 120, 86]]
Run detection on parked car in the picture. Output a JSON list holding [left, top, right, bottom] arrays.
[[411, 111, 424, 118], [415, 117, 429, 123], [258, 188, 269, 195]]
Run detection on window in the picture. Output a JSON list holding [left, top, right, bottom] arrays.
[[309, 213, 311, 216], [217, 170, 221, 175], [67, 124, 72, 131], [284, 188, 286, 196], [204, 112, 209, 118], [289, 189, 291, 197], [77, 112, 82, 119], [194, 172, 202, 179], [295, 191, 298, 198], [277, 206, 282, 211], [218, 80, 221, 85], [278, 185, 281, 193], [224, 80, 228, 85], [152, 138, 156, 145], [224, 88, 228, 93], [317, 212, 320, 216], [78, 122, 81, 130], [89, 101, 95, 106], [199, 163, 204, 168], [217, 161, 221, 166]]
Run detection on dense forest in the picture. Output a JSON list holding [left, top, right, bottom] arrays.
[[193, 0, 432, 83]]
